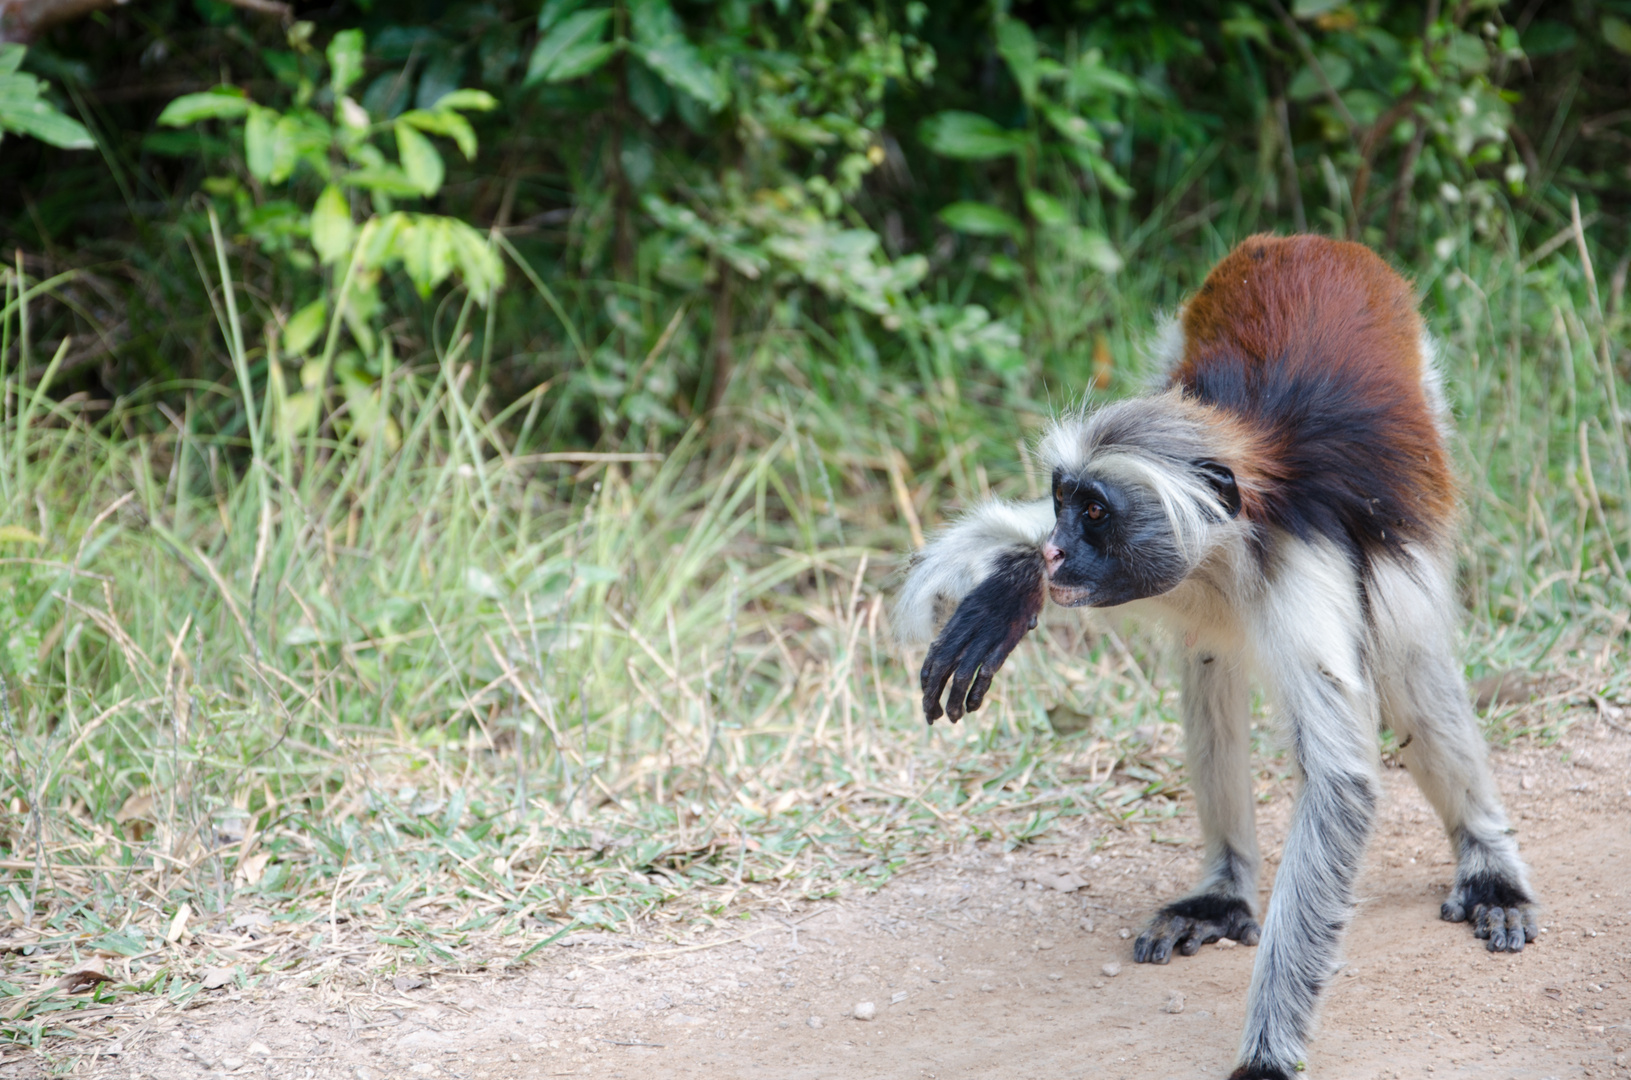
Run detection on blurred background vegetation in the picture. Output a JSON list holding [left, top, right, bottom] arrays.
[[4, 0, 1628, 432], [0, 0, 1627, 1047]]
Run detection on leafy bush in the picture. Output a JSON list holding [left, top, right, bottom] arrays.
[[0, 1, 1626, 442]]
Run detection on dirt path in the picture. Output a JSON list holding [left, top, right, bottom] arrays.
[[69, 724, 1631, 1080]]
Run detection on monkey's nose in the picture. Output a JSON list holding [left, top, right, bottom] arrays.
[[1042, 541, 1064, 575]]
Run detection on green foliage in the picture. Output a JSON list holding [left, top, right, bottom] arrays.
[[159, 24, 500, 305], [1, 1, 1629, 458], [0, 44, 92, 150]]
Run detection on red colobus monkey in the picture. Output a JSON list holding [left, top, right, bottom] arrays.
[[894, 235, 1536, 1079]]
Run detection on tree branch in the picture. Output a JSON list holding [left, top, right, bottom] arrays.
[[1, 0, 288, 42], [0, 0, 126, 44]]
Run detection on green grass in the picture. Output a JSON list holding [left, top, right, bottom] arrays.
[[0, 218, 1626, 1061]]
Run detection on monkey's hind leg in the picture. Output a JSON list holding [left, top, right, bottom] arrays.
[[1374, 561, 1537, 953], [1134, 647, 1261, 964]]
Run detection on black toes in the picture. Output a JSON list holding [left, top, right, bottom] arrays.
[[1445, 872, 1536, 953], [1134, 895, 1258, 965], [1228, 1064, 1297, 1080]]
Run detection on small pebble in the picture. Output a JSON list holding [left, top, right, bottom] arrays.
[[1118, 928, 1131, 939], [220, 1058, 244, 1071], [1092, 979, 1105, 989], [1163, 991, 1185, 1014], [853, 1001, 876, 1021], [1216, 937, 1239, 949], [1101, 961, 1122, 977], [1034, 939, 1055, 951], [247, 1043, 272, 1058], [1047, 972, 1062, 981], [1080, 918, 1096, 933], [806, 1016, 823, 1029], [1521, 775, 1535, 790], [979, 983, 995, 993]]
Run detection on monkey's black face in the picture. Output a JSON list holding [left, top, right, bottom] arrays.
[[1047, 469, 1190, 607]]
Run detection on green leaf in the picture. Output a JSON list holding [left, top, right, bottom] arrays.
[[244, 106, 277, 181], [0, 97, 93, 149], [525, 8, 616, 85], [1291, 0, 1344, 16], [327, 29, 365, 97], [395, 122, 445, 196], [1604, 16, 1631, 56], [1065, 226, 1122, 273], [996, 18, 1040, 103], [309, 185, 355, 265], [260, 112, 328, 184], [1220, 15, 1271, 46], [156, 88, 251, 127], [446, 219, 504, 305], [919, 111, 1025, 160], [630, 0, 728, 112], [1041, 104, 1102, 149], [0, 44, 27, 76], [537, 0, 591, 32], [346, 165, 425, 197], [431, 89, 498, 113], [938, 201, 1023, 238], [399, 107, 478, 160], [1521, 20, 1576, 57], [402, 217, 455, 297], [1441, 30, 1490, 74], [1024, 189, 1069, 227], [1287, 55, 1352, 101], [283, 298, 328, 355]]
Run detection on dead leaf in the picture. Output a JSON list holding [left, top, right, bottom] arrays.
[[235, 851, 270, 887], [165, 902, 191, 944], [393, 974, 425, 992], [229, 911, 273, 936], [200, 967, 235, 990], [114, 791, 154, 824], [60, 957, 114, 993]]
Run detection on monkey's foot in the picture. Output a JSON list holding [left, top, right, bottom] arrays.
[[1226, 1065, 1296, 1080], [1226, 1063, 1297, 1080], [1441, 873, 1538, 953], [1132, 894, 1260, 964]]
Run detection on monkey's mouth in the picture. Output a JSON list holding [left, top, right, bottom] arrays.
[[1047, 582, 1094, 607]]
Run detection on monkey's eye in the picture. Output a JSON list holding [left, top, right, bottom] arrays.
[[1084, 501, 1108, 522]]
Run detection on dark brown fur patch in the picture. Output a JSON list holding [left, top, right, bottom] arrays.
[[1171, 235, 1455, 567]]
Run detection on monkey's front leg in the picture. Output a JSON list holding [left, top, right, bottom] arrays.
[[919, 549, 1046, 724], [1231, 669, 1380, 1079]]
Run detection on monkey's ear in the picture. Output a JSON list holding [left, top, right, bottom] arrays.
[[1193, 460, 1241, 518]]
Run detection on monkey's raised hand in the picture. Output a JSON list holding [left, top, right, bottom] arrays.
[[920, 549, 1047, 724]]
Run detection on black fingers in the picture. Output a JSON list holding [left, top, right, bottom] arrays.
[[919, 548, 1046, 725]]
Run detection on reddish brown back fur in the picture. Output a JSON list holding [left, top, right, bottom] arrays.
[[1169, 235, 1455, 566]]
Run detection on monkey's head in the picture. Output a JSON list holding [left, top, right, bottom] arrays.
[[1038, 394, 1243, 608]]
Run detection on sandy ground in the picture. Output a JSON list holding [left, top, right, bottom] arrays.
[[50, 720, 1631, 1080]]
